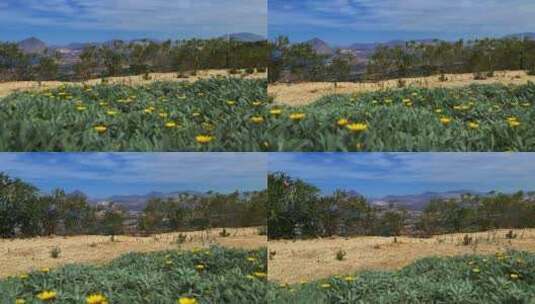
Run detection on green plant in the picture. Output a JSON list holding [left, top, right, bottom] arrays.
[[0, 246, 270, 304], [335, 249, 346, 261], [219, 228, 231, 237], [50, 247, 61, 259], [269, 251, 535, 303]]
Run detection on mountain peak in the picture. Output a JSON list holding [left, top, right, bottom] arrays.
[[305, 38, 334, 55], [18, 37, 47, 53]]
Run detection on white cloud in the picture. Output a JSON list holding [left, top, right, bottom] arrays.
[[1, 0, 267, 37], [270, 0, 535, 36], [0, 153, 267, 193], [269, 153, 535, 192]]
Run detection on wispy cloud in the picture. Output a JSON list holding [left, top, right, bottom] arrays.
[[269, 153, 535, 196], [0, 0, 266, 43], [0, 153, 266, 197], [269, 0, 535, 43]]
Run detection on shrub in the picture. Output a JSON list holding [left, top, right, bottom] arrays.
[[335, 249, 346, 261], [50, 247, 61, 259], [219, 228, 230, 237]]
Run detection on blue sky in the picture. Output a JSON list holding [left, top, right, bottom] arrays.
[[269, 153, 535, 198], [0, 0, 266, 45], [269, 0, 535, 45], [0, 153, 266, 198]]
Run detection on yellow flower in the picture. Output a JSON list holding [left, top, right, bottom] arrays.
[[177, 297, 198, 304], [159, 112, 168, 118], [99, 102, 108, 107], [253, 272, 267, 278], [270, 109, 282, 116], [440, 117, 452, 125], [246, 274, 255, 280], [344, 276, 355, 282], [337, 118, 349, 127], [468, 122, 479, 129], [94, 125, 107, 133], [165, 122, 177, 128], [510, 273, 519, 280], [472, 268, 480, 273], [507, 117, 520, 128], [165, 260, 173, 265], [41, 268, 50, 273], [346, 123, 368, 132], [252, 101, 262, 106], [143, 107, 155, 114], [86, 294, 108, 304], [226, 100, 236, 106], [37, 290, 57, 301], [384, 99, 392, 104], [250, 116, 264, 124], [435, 109, 443, 113], [19, 274, 29, 279], [320, 283, 331, 288], [247, 257, 256, 262], [195, 264, 205, 270], [196, 135, 214, 144], [16, 299, 25, 304], [192, 112, 201, 117], [106, 110, 118, 116], [76, 105, 87, 111], [289, 112, 305, 121]]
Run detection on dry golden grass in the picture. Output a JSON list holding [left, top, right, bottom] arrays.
[[268, 229, 535, 284], [0, 69, 266, 98], [269, 70, 535, 106], [0, 227, 266, 278]]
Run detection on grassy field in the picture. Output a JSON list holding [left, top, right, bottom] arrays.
[[0, 69, 266, 98], [0, 76, 267, 151], [268, 229, 535, 284], [0, 227, 266, 279], [268, 250, 535, 304], [0, 246, 268, 304], [266, 82, 535, 151], [3, 71, 534, 151], [269, 70, 535, 106]]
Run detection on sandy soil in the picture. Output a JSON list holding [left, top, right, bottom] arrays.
[[269, 70, 535, 106], [0, 227, 266, 278], [0, 69, 266, 98], [268, 229, 535, 284]]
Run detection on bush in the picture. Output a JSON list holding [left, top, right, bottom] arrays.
[[256, 67, 267, 73], [219, 228, 231, 237], [245, 68, 255, 74], [335, 249, 346, 261], [50, 247, 61, 259]]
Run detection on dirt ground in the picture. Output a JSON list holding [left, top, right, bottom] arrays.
[[268, 229, 535, 284], [0, 69, 266, 98], [268, 70, 535, 106], [0, 227, 266, 278]]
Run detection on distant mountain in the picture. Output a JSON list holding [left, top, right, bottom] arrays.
[[305, 38, 335, 55], [371, 190, 480, 210], [91, 191, 206, 212], [505, 32, 535, 40], [221, 32, 266, 42], [18, 37, 47, 54]]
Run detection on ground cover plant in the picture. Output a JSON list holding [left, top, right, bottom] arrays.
[[3, 79, 535, 151], [266, 82, 535, 151], [268, 251, 535, 304], [0, 77, 267, 151], [0, 246, 269, 304]]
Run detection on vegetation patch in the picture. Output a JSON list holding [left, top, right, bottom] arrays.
[[0, 246, 269, 304], [267, 83, 535, 151], [0, 77, 267, 151], [268, 251, 535, 304]]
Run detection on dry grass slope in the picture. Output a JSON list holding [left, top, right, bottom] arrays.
[[0, 227, 266, 278], [269, 70, 535, 106], [268, 228, 535, 284], [0, 69, 267, 98]]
